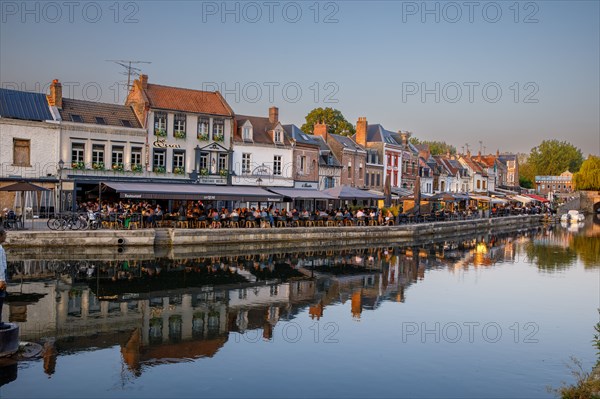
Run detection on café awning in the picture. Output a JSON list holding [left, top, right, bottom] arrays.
[[524, 194, 549, 203], [323, 185, 384, 200], [266, 187, 335, 200], [102, 182, 282, 202], [511, 195, 533, 204]]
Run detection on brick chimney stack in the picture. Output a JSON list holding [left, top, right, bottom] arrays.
[[139, 74, 148, 89], [399, 131, 411, 147], [47, 79, 62, 109], [478, 150, 482, 162], [313, 122, 328, 141], [269, 106, 279, 124], [356, 117, 368, 147], [496, 149, 500, 157]]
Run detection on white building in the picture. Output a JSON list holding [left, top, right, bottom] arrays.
[[233, 107, 294, 187]]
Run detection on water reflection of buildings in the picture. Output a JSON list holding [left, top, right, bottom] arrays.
[[4, 231, 542, 378]]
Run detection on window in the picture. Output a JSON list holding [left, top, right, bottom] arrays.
[[197, 118, 209, 136], [359, 165, 363, 179], [273, 155, 282, 176], [121, 119, 132, 128], [72, 143, 85, 163], [376, 174, 381, 186], [347, 166, 352, 178], [174, 114, 186, 138], [477, 180, 481, 189], [154, 112, 167, 136], [131, 147, 142, 166], [71, 114, 83, 123], [95, 117, 106, 125], [242, 153, 251, 174], [299, 156, 306, 174], [111, 146, 124, 167], [200, 152, 209, 171], [274, 129, 282, 143], [13, 139, 30, 166], [324, 177, 334, 189], [218, 154, 227, 173], [213, 119, 224, 137], [243, 126, 252, 140], [92, 144, 105, 164], [327, 154, 334, 166], [483, 181, 487, 189], [153, 149, 166, 170], [173, 150, 185, 172]]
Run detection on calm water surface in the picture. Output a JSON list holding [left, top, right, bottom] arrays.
[[1, 218, 599, 398]]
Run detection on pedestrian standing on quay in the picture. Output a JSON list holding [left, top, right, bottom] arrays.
[[0, 228, 8, 329]]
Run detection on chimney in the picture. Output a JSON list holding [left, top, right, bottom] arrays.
[[496, 149, 500, 157], [139, 74, 148, 89], [399, 131, 411, 147], [313, 122, 328, 141], [467, 149, 471, 157], [356, 117, 368, 147], [478, 150, 482, 162], [47, 79, 62, 109], [269, 106, 279, 124]]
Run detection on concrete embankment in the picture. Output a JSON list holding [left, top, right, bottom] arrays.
[[4, 215, 544, 248]]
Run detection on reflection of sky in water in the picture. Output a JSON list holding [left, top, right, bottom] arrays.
[[2, 222, 599, 398]]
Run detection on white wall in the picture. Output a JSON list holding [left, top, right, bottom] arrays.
[[232, 143, 294, 187], [0, 119, 59, 178]]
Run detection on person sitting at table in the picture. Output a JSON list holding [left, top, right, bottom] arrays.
[[210, 209, 220, 229], [230, 208, 239, 218], [301, 209, 310, 219], [356, 208, 365, 218], [155, 205, 163, 217]]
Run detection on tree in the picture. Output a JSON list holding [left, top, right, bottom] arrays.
[[410, 137, 456, 156], [528, 140, 583, 176], [574, 155, 600, 190], [519, 176, 533, 189], [301, 108, 355, 137]]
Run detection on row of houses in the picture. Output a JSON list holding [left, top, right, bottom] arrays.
[[0, 75, 519, 209]]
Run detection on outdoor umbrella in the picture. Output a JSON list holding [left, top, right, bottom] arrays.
[[0, 181, 50, 230], [414, 175, 421, 215]]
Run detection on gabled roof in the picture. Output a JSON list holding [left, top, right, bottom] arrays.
[[59, 98, 142, 128], [460, 156, 484, 174], [282, 124, 319, 147], [361, 124, 402, 146], [433, 156, 456, 176], [0, 88, 53, 121], [145, 83, 233, 117], [234, 115, 291, 146], [330, 133, 365, 152], [311, 135, 342, 167]]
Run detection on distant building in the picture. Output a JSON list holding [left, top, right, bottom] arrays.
[[497, 153, 519, 189], [535, 171, 573, 195]]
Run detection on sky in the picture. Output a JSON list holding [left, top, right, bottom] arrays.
[[1, 0, 599, 155]]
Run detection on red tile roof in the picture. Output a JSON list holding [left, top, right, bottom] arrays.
[[145, 84, 233, 117]]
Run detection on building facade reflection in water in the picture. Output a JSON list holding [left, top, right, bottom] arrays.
[[4, 221, 597, 381]]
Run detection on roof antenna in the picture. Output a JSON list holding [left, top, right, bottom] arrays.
[[106, 60, 152, 91]]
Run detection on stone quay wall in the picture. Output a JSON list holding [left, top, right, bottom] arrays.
[[3, 215, 544, 248]]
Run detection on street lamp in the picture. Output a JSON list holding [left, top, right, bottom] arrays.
[[57, 159, 64, 214]]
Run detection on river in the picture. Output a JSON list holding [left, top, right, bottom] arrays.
[[1, 217, 599, 398]]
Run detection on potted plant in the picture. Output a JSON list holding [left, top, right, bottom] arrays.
[[219, 168, 228, 177], [131, 164, 144, 173], [174, 130, 186, 139], [71, 161, 86, 170], [155, 128, 167, 137], [153, 166, 166, 174], [173, 167, 186, 175], [197, 133, 209, 141], [92, 162, 105, 170], [112, 163, 124, 172], [214, 133, 224, 142], [200, 168, 209, 176]]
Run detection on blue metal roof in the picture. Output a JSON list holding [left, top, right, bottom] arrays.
[[0, 88, 53, 121]]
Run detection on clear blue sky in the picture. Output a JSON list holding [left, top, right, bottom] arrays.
[[1, 1, 598, 155]]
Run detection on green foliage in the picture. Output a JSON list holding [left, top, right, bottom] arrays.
[[301, 107, 355, 137], [525, 242, 577, 271], [520, 176, 534, 189], [529, 140, 583, 176], [410, 137, 457, 156], [574, 156, 600, 191]]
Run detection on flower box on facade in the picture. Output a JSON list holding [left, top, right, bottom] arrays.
[[92, 162, 105, 171], [155, 128, 167, 137], [174, 130, 186, 139], [112, 163, 124, 172], [131, 164, 144, 173], [173, 167, 186, 175], [197, 133, 209, 141], [153, 166, 166, 174], [71, 161, 86, 170]]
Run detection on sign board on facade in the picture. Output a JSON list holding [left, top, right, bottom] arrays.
[[294, 181, 319, 189]]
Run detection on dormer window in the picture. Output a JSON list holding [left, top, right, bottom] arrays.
[[243, 125, 252, 141], [274, 129, 282, 143]]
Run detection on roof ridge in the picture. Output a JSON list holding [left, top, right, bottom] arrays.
[[147, 82, 220, 94]]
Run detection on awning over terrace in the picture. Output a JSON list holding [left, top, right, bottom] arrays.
[[101, 182, 283, 202], [266, 187, 335, 200]]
